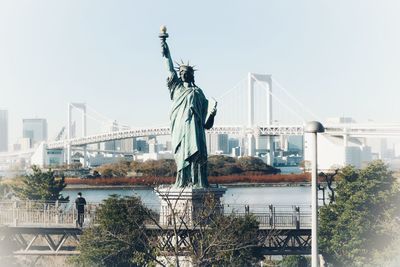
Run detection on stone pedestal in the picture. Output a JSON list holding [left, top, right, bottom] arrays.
[[156, 186, 226, 227]]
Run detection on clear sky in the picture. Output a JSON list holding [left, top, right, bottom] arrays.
[[1, 1, 400, 144]]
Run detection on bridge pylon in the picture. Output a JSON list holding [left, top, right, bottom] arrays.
[[247, 73, 273, 165], [67, 103, 87, 166]]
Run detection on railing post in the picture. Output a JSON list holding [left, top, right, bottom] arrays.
[[13, 201, 18, 226], [72, 206, 75, 227], [55, 200, 60, 224]]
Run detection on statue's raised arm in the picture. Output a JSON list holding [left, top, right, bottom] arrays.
[[159, 26, 175, 77]]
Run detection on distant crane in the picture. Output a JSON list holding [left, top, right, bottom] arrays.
[[54, 127, 66, 141]]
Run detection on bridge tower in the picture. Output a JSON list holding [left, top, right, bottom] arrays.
[[66, 103, 87, 166], [247, 73, 273, 165]]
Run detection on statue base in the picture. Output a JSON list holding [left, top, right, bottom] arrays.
[[155, 186, 227, 227]]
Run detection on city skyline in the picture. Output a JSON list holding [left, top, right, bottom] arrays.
[[1, 1, 400, 145]]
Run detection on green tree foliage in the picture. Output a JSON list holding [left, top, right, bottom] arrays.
[[319, 160, 400, 267], [133, 159, 177, 177], [208, 155, 279, 176], [237, 156, 279, 173], [208, 155, 240, 176], [280, 255, 309, 267], [95, 156, 279, 178], [76, 193, 265, 266], [76, 195, 157, 267], [95, 160, 131, 178], [13, 166, 68, 201]]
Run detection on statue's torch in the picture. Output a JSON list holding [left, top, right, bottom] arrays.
[[159, 25, 169, 40]]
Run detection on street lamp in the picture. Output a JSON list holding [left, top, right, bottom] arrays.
[[305, 121, 325, 267]]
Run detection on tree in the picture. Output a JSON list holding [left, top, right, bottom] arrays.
[[319, 161, 400, 267], [150, 189, 264, 266], [133, 159, 177, 177], [75, 195, 160, 267], [13, 166, 68, 201], [237, 156, 280, 174], [208, 155, 242, 176], [95, 160, 131, 178], [198, 213, 262, 266], [280, 255, 309, 267]]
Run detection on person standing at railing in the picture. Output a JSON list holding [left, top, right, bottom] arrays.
[[75, 192, 86, 227]]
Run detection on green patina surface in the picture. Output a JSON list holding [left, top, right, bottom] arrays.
[[160, 27, 216, 188]]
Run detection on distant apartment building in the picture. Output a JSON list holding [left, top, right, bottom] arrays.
[[326, 117, 356, 124], [207, 133, 229, 154], [136, 139, 149, 153], [103, 120, 120, 151], [0, 110, 8, 152], [228, 138, 240, 155], [119, 138, 135, 153], [23, 118, 48, 147]]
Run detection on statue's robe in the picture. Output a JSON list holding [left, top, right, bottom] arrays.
[[168, 72, 210, 187]]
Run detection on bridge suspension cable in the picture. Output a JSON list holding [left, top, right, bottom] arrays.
[[85, 104, 131, 129], [272, 78, 321, 121], [216, 76, 248, 126], [251, 74, 306, 123], [70, 103, 109, 127], [217, 77, 248, 99]]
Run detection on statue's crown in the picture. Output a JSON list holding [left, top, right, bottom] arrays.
[[175, 60, 197, 74]]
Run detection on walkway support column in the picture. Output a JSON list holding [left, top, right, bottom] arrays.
[[305, 121, 325, 267]]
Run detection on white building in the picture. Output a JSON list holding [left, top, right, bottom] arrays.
[[133, 151, 174, 162], [30, 143, 64, 167], [304, 134, 372, 171], [13, 138, 32, 151], [0, 110, 8, 152]]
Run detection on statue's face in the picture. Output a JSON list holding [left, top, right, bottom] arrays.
[[180, 69, 194, 83]]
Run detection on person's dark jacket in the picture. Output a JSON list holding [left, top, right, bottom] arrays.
[[75, 197, 86, 213]]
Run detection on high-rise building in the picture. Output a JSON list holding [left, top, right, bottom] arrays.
[[287, 136, 303, 153], [217, 134, 229, 154], [23, 118, 48, 146], [104, 121, 120, 151], [136, 139, 149, 153], [228, 138, 239, 154], [0, 110, 8, 152], [206, 133, 229, 154]]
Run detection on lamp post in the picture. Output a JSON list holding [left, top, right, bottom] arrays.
[[305, 121, 325, 267]]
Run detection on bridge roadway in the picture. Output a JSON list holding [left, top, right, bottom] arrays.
[[46, 123, 400, 149], [0, 201, 311, 256]]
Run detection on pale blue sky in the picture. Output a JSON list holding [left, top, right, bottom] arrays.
[[1, 1, 400, 144]]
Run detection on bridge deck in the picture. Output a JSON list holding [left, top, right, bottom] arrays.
[[0, 201, 312, 256]]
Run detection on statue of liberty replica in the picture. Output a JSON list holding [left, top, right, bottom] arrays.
[[160, 25, 217, 188], [157, 26, 226, 231]]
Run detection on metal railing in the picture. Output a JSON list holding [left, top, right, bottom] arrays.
[[0, 200, 310, 229], [0, 200, 97, 227]]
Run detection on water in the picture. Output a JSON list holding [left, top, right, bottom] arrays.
[[63, 186, 313, 206], [278, 166, 302, 174]]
